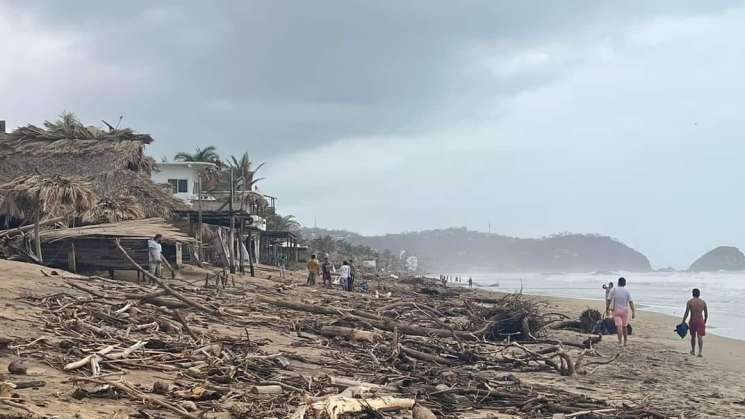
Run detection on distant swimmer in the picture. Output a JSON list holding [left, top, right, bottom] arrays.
[[682, 288, 708, 357], [605, 277, 636, 347]]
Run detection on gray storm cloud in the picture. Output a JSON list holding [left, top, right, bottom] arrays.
[[1, 0, 743, 268]]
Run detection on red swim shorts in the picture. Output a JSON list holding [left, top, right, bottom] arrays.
[[689, 318, 706, 336]]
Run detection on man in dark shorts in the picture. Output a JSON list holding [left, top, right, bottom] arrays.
[[321, 257, 332, 288], [682, 288, 708, 357]]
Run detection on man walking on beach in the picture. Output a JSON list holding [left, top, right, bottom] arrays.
[[321, 257, 332, 288], [468, 277, 473, 288], [682, 288, 708, 357], [338, 261, 351, 291], [348, 260, 356, 292], [605, 277, 635, 347], [306, 254, 320, 286], [147, 234, 163, 279]]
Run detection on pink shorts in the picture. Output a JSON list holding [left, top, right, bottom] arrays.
[[613, 307, 629, 327]]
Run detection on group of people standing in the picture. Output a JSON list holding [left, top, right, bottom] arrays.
[[603, 277, 708, 356], [306, 254, 358, 291], [439, 274, 473, 288]]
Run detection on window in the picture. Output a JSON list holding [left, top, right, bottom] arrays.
[[168, 179, 189, 193]]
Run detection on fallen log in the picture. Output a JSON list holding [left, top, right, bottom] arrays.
[[11, 381, 46, 390], [173, 310, 198, 340], [115, 239, 220, 317], [320, 326, 381, 343], [64, 345, 114, 371], [310, 396, 415, 419], [328, 376, 398, 392], [252, 385, 283, 394], [401, 346, 458, 365]]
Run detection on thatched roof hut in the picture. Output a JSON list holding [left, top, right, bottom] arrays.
[[0, 113, 185, 219]]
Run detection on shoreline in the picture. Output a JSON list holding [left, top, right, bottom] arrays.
[[510, 290, 742, 342], [529, 292, 745, 373]]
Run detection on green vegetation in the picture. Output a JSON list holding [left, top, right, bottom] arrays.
[[304, 227, 652, 273], [174, 146, 221, 164]]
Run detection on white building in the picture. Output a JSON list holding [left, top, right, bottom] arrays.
[[151, 162, 216, 203]]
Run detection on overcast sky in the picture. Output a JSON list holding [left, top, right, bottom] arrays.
[[2, 1, 744, 268]]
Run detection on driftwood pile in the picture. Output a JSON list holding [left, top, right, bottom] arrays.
[[554, 309, 634, 336], [0, 264, 666, 418]]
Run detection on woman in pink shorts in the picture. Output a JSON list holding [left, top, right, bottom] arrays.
[[605, 277, 636, 346]]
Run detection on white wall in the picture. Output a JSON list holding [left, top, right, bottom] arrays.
[[151, 165, 198, 202]]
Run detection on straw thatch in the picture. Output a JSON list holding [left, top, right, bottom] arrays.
[[0, 174, 98, 263], [40, 218, 195, 244], [0, 113, 185, 219], [92, 170, 185, 219], [0, 174, 97, 219], [84, 194, 146, 224]]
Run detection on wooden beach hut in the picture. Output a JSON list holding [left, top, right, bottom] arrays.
[[38, 218, 194, 277]]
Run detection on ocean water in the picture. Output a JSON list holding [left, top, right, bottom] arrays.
[[454, 271, 745, 341]]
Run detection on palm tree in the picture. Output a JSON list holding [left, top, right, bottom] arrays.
[[0, 174, 97, 263], [267, 214, 301, 232], [228, 153, 265, 191], [174, 146, 220, 164], [174, 146, 221, 187]]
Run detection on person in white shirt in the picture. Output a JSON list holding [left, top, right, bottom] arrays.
[[605, 277, 636, 347], [147, 234, 163, 278], [338, 261, 351, 291]]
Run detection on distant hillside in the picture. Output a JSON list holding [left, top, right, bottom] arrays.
[[302, 227, 652, 273], [689, 246, 745, 272]]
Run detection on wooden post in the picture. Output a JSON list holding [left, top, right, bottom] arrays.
[[228, 171, 236, 274], [239, 218, 245, 275], [247, 228, 255, 277], [67, 242, 77, 273], [196, 178, 203, 262], [175, 243, 183, 268], [34, 211, 43, 264]]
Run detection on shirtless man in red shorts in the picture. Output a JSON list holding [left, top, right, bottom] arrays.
[[682, 288, 708, 357]]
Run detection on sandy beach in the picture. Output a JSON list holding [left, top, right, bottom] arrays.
[[529, 294, 745, 419], [1, 261, 744, 418]]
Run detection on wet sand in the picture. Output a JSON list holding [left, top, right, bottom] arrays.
[[527, 294, 745, 418]]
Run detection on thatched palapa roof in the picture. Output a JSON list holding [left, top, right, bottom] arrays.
[[0, 174, 97, 219], [0, 113, 185, 219], [40, 218, 194, 244]]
